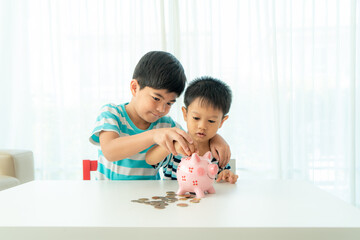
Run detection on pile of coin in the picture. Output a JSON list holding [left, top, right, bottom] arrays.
[[131, 191, 202, 209]]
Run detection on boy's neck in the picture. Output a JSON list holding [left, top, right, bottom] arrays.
[[125, 103, 151, 130], [197, 141, 211, 156]]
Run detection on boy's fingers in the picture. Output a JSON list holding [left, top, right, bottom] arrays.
[[219, 147, 231, 168], [172, 136, 191, 156], [211, 146, 220, 163], [222, 149, 230, 168], [189, 144, 194, 153], [175, 128, 193, 144], [218, 151, 226, 167], [217, 171, 238, 184], [219, 175, 226, 182], [216, 172, 224, 182], [230, 175, 238, 184], [226, 156, 230, 167], [225, 171, 230, 180], [182, 143, 192, 156], [166, 141, 177, 156], [225, 171, 232, 182], [188, 144, 196, 155], [226, 149, 231, 166], [229, 176, 235, 184], [222, 154, 228, 168]]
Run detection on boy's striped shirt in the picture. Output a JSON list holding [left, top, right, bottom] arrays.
[[90, 103, 179, 180]]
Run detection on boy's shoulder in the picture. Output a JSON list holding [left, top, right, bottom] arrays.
[[98, 103, 181, 129], [98, 103, 126, 116], [100, 103, 123, 111], [96, 103, 129, 124]]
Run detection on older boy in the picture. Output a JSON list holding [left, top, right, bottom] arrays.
[[146, 76, 238, 183], [89, 51, 230, 180]]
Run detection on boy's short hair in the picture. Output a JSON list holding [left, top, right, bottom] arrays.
[[132, 51, 187, 96], [184, 76, 232, 116]]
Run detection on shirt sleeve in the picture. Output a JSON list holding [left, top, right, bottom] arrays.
[[151, 154, 171, 170], [163, 154, 184, 180], [89, 104, 121, 146], [174, 121, 185, 131]]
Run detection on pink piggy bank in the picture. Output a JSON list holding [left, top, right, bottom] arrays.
[[177, 151, 219, 198]]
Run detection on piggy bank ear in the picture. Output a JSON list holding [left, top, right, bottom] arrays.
[[203, 151, 212, 160], [209, 164, 219, 175], [192, 153, 201, 163]]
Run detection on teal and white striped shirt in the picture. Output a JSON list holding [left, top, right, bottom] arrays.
[[89, 103, 180, 180]]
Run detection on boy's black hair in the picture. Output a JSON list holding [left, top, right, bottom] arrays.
[[184, 76, 232, 116], [132, 51, 186, 96]]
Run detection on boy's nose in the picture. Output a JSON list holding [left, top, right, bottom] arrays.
[[157, 103, 166, 113], [198, 121, 207, 129]]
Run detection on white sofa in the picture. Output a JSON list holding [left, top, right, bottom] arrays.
[[0, 150, 34, 191]]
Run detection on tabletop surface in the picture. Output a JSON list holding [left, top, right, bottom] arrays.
[[1, 179, 360, 228]]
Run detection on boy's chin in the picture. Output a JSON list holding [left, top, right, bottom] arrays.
[[193, 136, 210, 143], [143, 114, 160, 123], [147, 116, 160, 123]]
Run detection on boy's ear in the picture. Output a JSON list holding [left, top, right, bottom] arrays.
[[181, 106, 188, 121], [219, 115, 229, 129], [130, 79, 140, 96]]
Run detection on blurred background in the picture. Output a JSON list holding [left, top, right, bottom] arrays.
[[0, 0, 359, 207]]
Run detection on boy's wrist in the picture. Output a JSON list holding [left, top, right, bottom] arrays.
[[148, 129, 159, 145]]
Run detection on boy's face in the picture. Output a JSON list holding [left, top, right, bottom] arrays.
[[182, 97, 228, 144], [131, 80, 177, 123]]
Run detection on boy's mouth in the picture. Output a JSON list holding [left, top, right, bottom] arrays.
[[151, 112, 161, 118], [196, 132, 206, 138]]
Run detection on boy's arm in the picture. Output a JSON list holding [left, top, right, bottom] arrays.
[[100, 127, 194, 162], [145, 145, 170, 166], [146, 141, 196, 165], [209, 134, 231, 168]]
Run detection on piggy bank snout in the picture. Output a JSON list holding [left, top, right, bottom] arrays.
[[208, 164, 218, 175]]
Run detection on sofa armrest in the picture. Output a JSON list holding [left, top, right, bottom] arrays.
[[0, 150, 35, 184], [0, 153, 16, 177]]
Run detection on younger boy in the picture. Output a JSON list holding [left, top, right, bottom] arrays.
[[146, 76, 238, 184], [89, 51, 230, 180]]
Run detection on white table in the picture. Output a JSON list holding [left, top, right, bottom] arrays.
[[1, 180, 360, 240]]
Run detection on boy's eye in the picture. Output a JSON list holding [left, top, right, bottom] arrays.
[[167, 102, 173, 106], [152, 97, 160, 101], [208, 120, 216, 123], [193, 117, 200, 120]]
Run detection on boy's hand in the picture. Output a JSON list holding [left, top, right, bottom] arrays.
[[174, 141, 198, 156], [153, 128, 194, 156], [209, 134, 231, 168], [216, 170, 238, 184]]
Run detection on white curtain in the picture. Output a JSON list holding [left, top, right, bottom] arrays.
[[1, 0, 359, 207]]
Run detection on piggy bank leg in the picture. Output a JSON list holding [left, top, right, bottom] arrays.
[[194, 188, 205, 198], [177, 188, 187, 196], [207, 186, 216, 194]]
